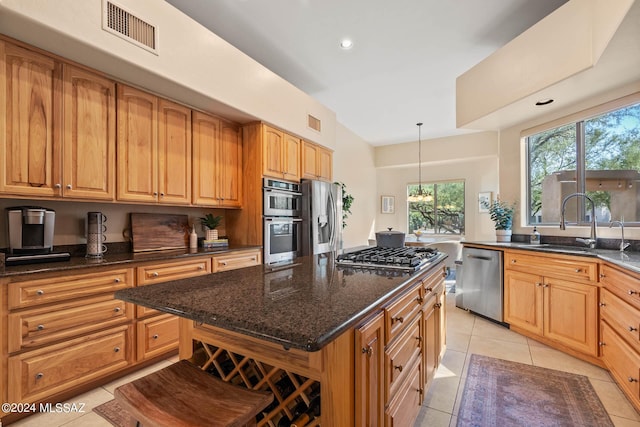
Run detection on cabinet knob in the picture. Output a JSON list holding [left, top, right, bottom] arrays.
[[599, 302, 606, 307], [36, 289, 45, 296], [361, 346, 373, 356], [113, 347, 120, 353], [54, 183, 61, 189], [629, 377, 638, 383], [114, 278, 121, 283], [160, 192, 165, 197], [153, 192, 158, 196], [600, 273, 606, 278], [394, 365, 403, 372], [435, 302, 442, 308], [511, 259, 516, 264], [152, 334, 159, 340], [198, 265, 204, 270], [629, 290, 639, 295], [66, 184, 72, 189], [416, 296, 424, 304], [37, 324, 45, 331], [575, 268, 582, 273], [35, 372, 44, 380], [629, 326, 638, 332], [426, 287, 433, 292], [599, 341, 606, 346], [221, 261, 228, 266], [442, 271, 447, 278], [152, 272, 159, 277], [114, 307, 121, 313], [536, 283, 543, 287], [543, 284, 550, 288], [392, 316, 404, 324]]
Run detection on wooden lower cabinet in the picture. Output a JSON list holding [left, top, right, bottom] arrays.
[[385, 360, 423, 427], [8, 325, 133, 403], [136, 314, 179, 361], [355, 312, 385, 427], [601, 322, 640, 406], [212, 249, 261, 272]]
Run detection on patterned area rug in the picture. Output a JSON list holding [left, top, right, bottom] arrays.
[[93, 399, 130, 427], [457, 354, 614, 427]]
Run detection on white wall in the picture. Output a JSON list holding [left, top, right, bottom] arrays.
[[374, 132, 500, 242], [498, 79, 640, 240], [333, 123, 377, 249]]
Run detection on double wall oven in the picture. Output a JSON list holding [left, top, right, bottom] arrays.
[[263, 178, 302, 265]]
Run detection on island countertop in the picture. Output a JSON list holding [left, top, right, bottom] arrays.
[[115, 252, 447, 352]]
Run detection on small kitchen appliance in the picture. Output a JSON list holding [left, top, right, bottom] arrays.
[[86, 212, 108, 258], [5, 206, 70, 265]]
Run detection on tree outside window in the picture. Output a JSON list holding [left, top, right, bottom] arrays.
[[408, 181, 465, 234], [527, 102, 640, 225]]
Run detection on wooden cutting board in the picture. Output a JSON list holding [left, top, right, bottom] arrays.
[[131, 213, 190, 252]]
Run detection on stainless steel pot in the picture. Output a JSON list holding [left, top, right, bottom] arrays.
[[375, 228, 406, 248]]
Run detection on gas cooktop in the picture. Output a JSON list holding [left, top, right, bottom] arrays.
[[336, 246, 439, 272]]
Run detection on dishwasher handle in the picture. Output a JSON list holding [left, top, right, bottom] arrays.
[[466, 254, 494, 261]]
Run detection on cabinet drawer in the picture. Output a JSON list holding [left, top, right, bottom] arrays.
[[505, 251, 597, 282], [385, 283, 422, 343], [8, 325, 133, 403], [385, 358, 422, 427], [8, 268, 134, 309], [600, 264, 640, 310], [137, 314, 179, 361], [601, 322, 640, 405], [601, 288, 640, 352], [8, 294, 133, 352], [137, 258, 211, 286], [385, 314, 421, 398], [421, 266, 445, 299], [212, 250, 261, 272]]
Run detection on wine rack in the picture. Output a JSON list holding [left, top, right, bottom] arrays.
[[191, 340, 322, 426]]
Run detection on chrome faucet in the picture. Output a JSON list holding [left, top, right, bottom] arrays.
[[560, 193, 597, 248], [609, 220, 631, 252]]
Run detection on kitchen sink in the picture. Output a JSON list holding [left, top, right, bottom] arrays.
[[511, 243, 593, 255]]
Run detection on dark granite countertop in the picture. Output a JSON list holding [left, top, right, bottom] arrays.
[[0, 244, 262, 277], [115, 252, 447, 352], [463, 241, 640, 275]]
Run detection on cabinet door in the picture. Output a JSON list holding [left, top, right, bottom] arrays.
[[262, 125, 284, 178], [192, 111, 220, 206], [317, 146, 333, 181], [504, 270, 544, 335], [544, 277, 598, 356], [302, 141, 319, 179], [158, 98, 191, 205], [423, 294, 438, 388], [355, 312, 384, 427], [117, 84, 158, 202], [62, 64, 115, 200], [218, 120, 242, 207], [0, 41, 61, 197], [282, 133, 301, 181]]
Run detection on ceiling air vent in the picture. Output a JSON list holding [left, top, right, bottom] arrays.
[[102, 0, 158, 54], [308, 114, 321, 133]]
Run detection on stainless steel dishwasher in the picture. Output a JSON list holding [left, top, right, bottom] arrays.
[[455, 246, 504, 323]]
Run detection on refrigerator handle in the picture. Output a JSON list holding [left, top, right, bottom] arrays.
[[328, 189, 336, 249]]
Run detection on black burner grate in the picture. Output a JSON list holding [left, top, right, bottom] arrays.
[[336, 246, 438, 271]]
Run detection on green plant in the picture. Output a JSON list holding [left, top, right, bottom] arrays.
[[199, 213, 222, 230], [484, 199, 516, 230], [335, 181, 354, 228]]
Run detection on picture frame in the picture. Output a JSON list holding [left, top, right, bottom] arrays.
[[381, 196, 395, 214], [478, 191, 492, 213]]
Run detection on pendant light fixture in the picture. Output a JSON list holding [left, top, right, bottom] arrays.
[[408, 122, 429, 202]]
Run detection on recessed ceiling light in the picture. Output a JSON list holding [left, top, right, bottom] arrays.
[[340, 38, 353, 50], [535, 99, 554, 106]]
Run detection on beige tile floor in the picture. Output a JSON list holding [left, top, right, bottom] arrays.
[[9, 288, 640, 427], [415, 290, 640, 427]]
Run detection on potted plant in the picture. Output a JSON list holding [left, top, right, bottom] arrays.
[[484, 199, 516, 242], [335, 181, 354, 229], [200, 213, 222, 240]]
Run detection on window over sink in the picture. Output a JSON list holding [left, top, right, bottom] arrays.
[[407, 181, 465, 235], [526, 97, 640, 226]]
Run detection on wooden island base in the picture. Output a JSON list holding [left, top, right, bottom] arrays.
[[179, 319, 354, 426]]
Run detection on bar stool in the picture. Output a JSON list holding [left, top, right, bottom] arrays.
[[114, 360, 273, 427]]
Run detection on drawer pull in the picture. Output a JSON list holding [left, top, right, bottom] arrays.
[[114, 278, 121, 283], [114, 307, 121, 313], [629, 326, 638, 332], [35, 372, 44, 380], [361, 346, 373, 357], [152, 272, 159, 277], [416, 296, 424, 304], [114, 347, 120, 353], [629, 290, 639, 296], [575, 268, 582, 273], [198, 265, 204, 270], [36, 289, 45, 296], [442, 271, 447, 278], [511, 259, 516, 264], [426, 287, 433, 292], [37, 324, 45, 331], [416, 336, 422, 343], [392, 316, 404, 324], [435, 302, 442, 308], [152, 334, 159, 340], [221, 261, 228, 266], [629, 377, 638, 383], [394, 365, 403, 372]]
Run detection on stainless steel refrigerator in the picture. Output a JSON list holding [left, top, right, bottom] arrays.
[[301, 179, 343, 255]]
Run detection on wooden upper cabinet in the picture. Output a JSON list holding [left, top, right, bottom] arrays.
[[302, 140, 332, 181], [262, 125, 300, 181], [117, 84, 191, 205], [62, 64, 116, 200], [192, 111, 242, 207], [0, 41, 61, 197]]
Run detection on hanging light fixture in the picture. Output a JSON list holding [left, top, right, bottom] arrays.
[[408, 122, 430, 202]]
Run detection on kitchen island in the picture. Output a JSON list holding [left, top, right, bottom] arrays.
[[115, 251, 448, 426]]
